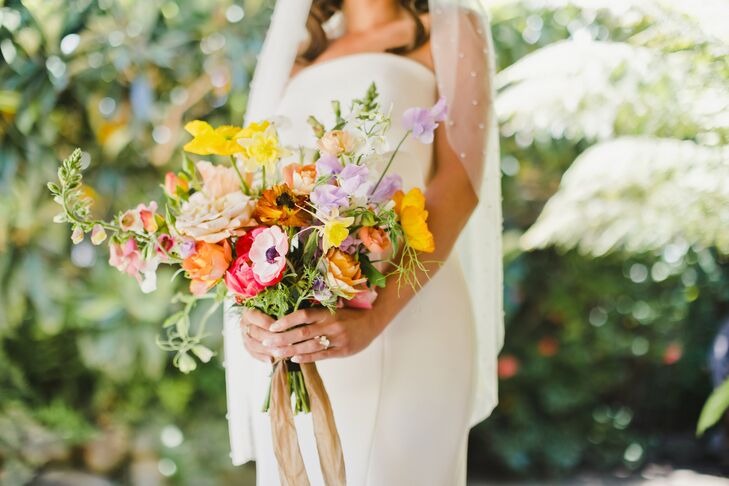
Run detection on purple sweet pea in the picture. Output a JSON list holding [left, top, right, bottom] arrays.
[[312, 276, 332, 302], [178, 239, 197, 258], [310, 184, 349, 213], [338, 235, 361, 254], [402, 96, 448, 144], [369, 174, 403, 203], [338, 163, 370, 196], [316, 154, 343, 176]]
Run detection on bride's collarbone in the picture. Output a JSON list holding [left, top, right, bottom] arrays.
[[294, 14, 434, 74]]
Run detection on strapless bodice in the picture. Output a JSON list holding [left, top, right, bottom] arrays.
[[275, 52, 437, 188]]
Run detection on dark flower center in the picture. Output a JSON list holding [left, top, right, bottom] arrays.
[[276, 192, 295, 208], [265, 246, 279, 264]]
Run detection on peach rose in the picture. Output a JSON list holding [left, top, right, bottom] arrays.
[[196, 161, 240, 198], [323, 248, 367, 299], [316, 130, 359, 157], [182, 240, 232, 296], [282, 163, 317, 195], [358, 226, 391, 254]]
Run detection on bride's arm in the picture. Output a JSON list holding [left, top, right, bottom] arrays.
[[243, 123, 479, 363]]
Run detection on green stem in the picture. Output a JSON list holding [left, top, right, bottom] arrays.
[[230, 155, 251, 195], [372, 130, 410, 193]]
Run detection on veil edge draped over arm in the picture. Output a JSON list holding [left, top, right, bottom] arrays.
[[430, 0, 504, 427]]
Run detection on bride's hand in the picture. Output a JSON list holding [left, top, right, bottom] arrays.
[[262, 307, 384, 363], [239, 308, 278, 363]]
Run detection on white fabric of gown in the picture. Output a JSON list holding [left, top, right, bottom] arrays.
[[223, 53, 495, 485]]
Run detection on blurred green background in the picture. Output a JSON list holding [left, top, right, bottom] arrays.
[[1, 0, 728, 484]]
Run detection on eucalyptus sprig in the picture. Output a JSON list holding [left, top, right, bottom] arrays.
[[156, 283, 228, 373]]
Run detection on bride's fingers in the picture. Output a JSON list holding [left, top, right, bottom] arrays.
[[291, 348, 342, 364], [269, 333, 335, 359], [242, 332, 275, 361], [244, 320, 281, 345], [262, 320, 334, 348], [243, 308, 275, 329], [269, 307, 330, 332]]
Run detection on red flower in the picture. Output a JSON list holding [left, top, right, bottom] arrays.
[[498, 355, 520, 379], [235, 227, 266, 259], [537, 337, 559, 357], [663, 342, 683, 365]]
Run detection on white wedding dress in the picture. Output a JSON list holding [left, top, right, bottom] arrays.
[[222, 52, 493, 486]]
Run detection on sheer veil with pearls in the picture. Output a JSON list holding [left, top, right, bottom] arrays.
[[224, 0, 503, 465]]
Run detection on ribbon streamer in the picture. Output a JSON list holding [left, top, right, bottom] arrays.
[[269, 360, 347, 485]]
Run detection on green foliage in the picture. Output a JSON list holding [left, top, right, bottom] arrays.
[[698, 378, 729, 436], [0, 0, 269, 482], [473, 0, 729, 478]]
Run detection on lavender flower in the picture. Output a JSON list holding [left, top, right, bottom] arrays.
[[369, 174, 403, 203], [402, 96, 448, 144], [338, 163, 370, 197], [310, 184, 349, 213], [316, 154, 343, 176]]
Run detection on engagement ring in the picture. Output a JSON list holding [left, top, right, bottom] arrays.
[[316, 335, 331, 350]]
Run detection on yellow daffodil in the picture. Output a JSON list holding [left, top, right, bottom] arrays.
[[183, 120, 246, 156], [237, 120, 270, 138], [237, 124, 288, 172], [319, 209, 355, 253], [394, 188, 435, 253]]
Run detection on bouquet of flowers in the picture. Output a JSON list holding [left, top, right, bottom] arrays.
[[49, 83, 444, 482]]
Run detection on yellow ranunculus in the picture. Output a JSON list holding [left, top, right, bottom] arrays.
[[183, 120, 246, 156], [394, 188, 435, 253]]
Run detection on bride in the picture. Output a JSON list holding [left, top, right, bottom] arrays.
[[222, 0, 503, 484]]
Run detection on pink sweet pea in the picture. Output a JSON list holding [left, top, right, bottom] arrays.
[[402, 96, 447, 144], [248, 226, 288, 286], [346, 287, 378, 309], [137, 201, 158, 233], [108, 238, 159, 293], [155, 234, 175, 258]]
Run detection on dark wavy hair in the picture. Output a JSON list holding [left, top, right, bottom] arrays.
[[301, 0, 430, 62]]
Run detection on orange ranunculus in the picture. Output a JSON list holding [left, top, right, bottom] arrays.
[[282, 163, 317, 195], [393, 188, 435, 253], [182, 240, 232, 296], [254, 184, 311, 227], [358, 226, 391, 254], [324, 248, 367, 299]]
